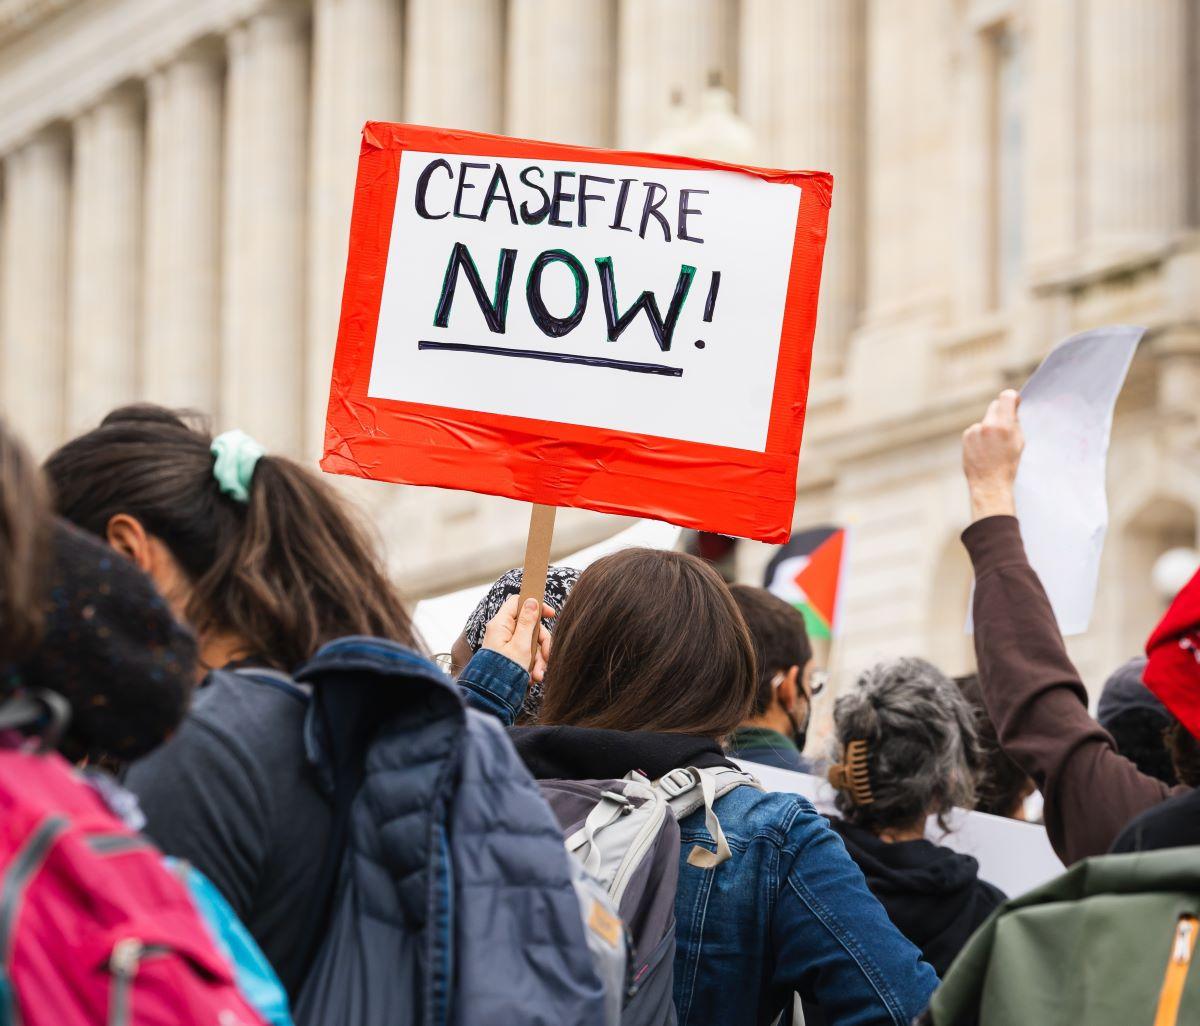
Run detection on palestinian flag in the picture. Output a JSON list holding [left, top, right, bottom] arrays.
[[763, 526, 846, 641]]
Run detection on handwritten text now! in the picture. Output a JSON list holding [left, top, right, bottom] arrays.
[[412, 157, 723, 377]]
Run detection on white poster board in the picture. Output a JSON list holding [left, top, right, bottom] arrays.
[[369, 153, 801, 452], [741, 762, 1065, 898], [968, 325, 1143, 636]]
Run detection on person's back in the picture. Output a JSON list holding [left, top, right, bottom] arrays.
[[507, 722, 936, 1026], [1111, 786, 1200, 853], [125, 667, 328, 994], [830, 820, 1003, 977], [0, 499, 282, 1026], [44, 405, 421, 997], [926, 847, 1200, 1026], [467, 548, 939, 1025], [676, 785, 932, 1025], [290, 635, 607, 1026], [826, 658, 1006, 977]]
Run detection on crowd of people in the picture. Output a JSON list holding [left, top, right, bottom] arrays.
[[2, 386, 1199, 1025]]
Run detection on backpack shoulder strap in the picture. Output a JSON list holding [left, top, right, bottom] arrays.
[[0, 690, 71, 750], [638, 766, 763, 870]]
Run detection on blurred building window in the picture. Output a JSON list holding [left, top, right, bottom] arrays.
[[989, 23, 1024, 308]]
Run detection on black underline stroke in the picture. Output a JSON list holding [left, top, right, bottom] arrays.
[[417, 341, 683, 378]]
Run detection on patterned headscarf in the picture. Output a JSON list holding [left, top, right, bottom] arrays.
[[463, 566, 580, 722]]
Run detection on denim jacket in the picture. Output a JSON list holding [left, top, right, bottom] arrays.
[[459, 650, 939, 1026]]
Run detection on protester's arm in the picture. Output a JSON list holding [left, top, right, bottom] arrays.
[[125, 717, 268, 920], [962, 390, 1172, 865], [774, 813, 939, 1026], [454, 595, 552, 725], [457, 649, 531, 725]]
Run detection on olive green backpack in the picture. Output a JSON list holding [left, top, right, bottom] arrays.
[[926, 847, 1200, 1026]]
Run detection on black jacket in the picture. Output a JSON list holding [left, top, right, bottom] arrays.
[[831, 819, 1006, 977], [1111, 787, 1200, 854], [510, 724, 734, 779], [127, 667, 329, 997]]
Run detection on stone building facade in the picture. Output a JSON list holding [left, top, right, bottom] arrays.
[[0, 0, 1196, 692]]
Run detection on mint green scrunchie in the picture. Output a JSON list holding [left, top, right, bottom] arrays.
[[211, 429, 265, 503]]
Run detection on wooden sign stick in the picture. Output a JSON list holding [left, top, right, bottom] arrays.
[[517, 503, 557, 668]]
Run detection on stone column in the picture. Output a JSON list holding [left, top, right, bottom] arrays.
[[740, 0, 864, 379], [66, 85, 144, 435], [405, 0, 504, 132], [1024, 0, 1081, 269], [307, 0, 403, 452], [859, 0, 950, 319], [1086, 0, 1187, 249], [617, 0, 738, 148], [221, 7, 310, 455], [0, 129, 70, 448], [142, 47, 223, 413], [506, 0, 615, 146]]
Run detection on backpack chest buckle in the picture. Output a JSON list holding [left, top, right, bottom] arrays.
[[657, 768, 698, 798]]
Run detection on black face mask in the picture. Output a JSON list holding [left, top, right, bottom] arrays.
[[785, 703, 810, 755]]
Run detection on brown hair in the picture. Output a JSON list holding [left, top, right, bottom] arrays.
[[1167, 720, 1200, 788], [955, 673, 1035, 818], [537, 548, 756, 737], [729, 584, 813, 716], [0, 421, 50, 662], [44, 405, 418, 671]]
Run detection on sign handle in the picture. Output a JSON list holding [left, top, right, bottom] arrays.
[[517, 503, 557, 667]]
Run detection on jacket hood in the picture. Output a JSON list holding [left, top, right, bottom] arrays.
[[510, 725, 734, 781], [831, 817, 1001, 969], [833, 818, 982, 897]]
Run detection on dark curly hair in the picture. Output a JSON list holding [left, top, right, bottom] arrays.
[[1167, 721, 1200, 788], [956, 673, 1035, 818]]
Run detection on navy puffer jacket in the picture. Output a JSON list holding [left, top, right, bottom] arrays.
[[292, 638, 606, 1026]]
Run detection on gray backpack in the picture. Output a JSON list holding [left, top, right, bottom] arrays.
[[541, 766, 762, 1026]]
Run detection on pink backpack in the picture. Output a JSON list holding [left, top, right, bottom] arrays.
[[0, 744, 269, 1026]]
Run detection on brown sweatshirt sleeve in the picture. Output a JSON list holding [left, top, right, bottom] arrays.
[[962, 515, 1177, 865]]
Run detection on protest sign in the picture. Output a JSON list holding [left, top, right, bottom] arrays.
[[967, 325, 1143, 635], [320, 123, 832, 544], [742, 763, 1064, 898]]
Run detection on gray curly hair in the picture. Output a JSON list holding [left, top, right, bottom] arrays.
[[831, 657, 981, 833]]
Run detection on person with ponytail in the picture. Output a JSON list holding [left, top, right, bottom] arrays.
[[46, 405, 416, 673], [42, 405, 425, 996]]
